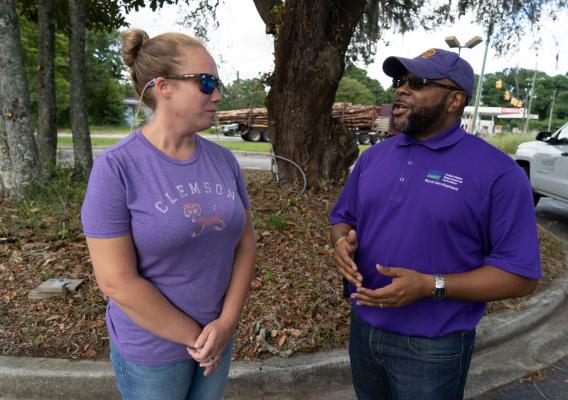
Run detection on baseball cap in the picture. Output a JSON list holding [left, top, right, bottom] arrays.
[[382, 48, 474, 103]]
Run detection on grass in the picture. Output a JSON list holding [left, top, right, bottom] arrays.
[[57, 137, 120, 147], [485, 134, 535, 155], [57, 135, 273, 153], [218, 141, 272, 153], [58, 125, 133, 135]]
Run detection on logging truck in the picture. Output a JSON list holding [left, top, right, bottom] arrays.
[[216, 103, 396, 144]]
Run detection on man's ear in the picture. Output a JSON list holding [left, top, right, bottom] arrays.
[[448, 91, 466, 113]]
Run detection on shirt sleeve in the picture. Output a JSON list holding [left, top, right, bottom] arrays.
[[329, 155, 363, 228], [483, 165, 542, 279], [81, 154, 131, 238]]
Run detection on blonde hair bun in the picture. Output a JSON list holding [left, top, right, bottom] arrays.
[[121, 29, 150, 68]]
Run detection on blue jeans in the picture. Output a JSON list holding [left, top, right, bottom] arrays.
[[349, 309, 475, 400], [110, 338, 234, 400]]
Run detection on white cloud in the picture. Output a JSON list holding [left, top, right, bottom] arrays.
[[125, 2, 568, 89]]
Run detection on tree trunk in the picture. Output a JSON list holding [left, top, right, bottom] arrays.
[[265, 0, 365, 189], [68, 0, 93, 176], [0, 0, 40, 199], [37, 0, 58, 176], [0, 111, 10, 202]]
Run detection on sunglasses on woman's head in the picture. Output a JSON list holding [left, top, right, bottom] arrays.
[[392, 76, 461, 92], [147, 73, 223, 95]]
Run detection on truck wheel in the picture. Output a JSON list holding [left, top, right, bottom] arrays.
[[370, 135, 380, 145], [247, 129, 262, 142], [521, 165, 541, 206], [241, 130, 252, 141], [261, 130, 271, 142], [358, 133, 370, 145]]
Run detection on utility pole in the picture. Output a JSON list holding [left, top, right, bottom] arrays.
[[471, 32, 490, 135], [235, 70, 241, 109], [547, 88, 558, 132], [523, 65, 537, 135]]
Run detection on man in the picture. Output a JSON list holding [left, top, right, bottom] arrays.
[[330, 48, 541, 400]]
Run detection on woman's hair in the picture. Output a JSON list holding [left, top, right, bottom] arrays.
[[121, 29, 205, 108]]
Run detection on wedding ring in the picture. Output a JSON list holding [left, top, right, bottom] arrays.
[[206, 355, 214, 363]]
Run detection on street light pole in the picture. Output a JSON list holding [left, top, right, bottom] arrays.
[[470, 33, 489, 135], [523, 65, 538, 135], [445, 35, 484, 134]]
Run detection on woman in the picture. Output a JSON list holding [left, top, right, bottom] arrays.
[[81, 29, 256, 400]]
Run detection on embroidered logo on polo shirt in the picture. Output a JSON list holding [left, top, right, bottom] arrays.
[[426, 169, 444, 180], [425, 169, 463, 192]]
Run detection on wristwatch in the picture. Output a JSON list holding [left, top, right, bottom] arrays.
[[432, 274, 446, 300]]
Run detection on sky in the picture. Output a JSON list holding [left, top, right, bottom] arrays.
[[125, 1, 568, 89]]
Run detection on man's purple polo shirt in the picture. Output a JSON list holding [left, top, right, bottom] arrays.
[[330, 121, 541, 338]]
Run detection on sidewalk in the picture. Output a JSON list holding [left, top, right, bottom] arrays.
[[1, 245, 567, 399]]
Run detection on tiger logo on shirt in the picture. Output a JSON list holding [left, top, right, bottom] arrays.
[[183, 202, 226, 237]]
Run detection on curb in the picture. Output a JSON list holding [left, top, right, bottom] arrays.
[[475, 271, 568, 352], [1, 241, 567, 399]]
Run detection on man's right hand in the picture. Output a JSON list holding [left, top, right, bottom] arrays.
[[333, 229, 362, 287]]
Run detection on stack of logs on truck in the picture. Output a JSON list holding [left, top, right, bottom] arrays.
[[216, 103, 396, 144]]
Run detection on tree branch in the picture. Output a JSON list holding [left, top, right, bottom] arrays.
[[252, 0, 282, 34]]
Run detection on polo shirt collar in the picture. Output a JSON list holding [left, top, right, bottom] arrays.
[[397, 120, 465, 150]]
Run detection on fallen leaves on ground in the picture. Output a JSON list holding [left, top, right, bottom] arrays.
[[0, 171, 565, 361]]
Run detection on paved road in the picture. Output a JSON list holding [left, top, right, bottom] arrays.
[[475, 357, 568, 400], [475, 197, 568, 400], [536, 197, 568, 242]]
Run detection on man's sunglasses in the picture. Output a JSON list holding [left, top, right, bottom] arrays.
[[392, 77, 461, 92], [157, 73, 223, 95]]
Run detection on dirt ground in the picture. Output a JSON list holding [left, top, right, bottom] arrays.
[[0, 171, 565, 361]]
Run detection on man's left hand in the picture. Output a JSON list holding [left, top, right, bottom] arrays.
[[351, 264, 434, 308]]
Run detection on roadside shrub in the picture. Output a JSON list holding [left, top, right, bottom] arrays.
[[485, 134, 535, 155]]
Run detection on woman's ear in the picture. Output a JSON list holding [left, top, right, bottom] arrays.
[[154, 77, 174, 100]]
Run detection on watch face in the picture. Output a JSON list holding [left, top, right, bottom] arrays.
[[433, 287, 446, 300]]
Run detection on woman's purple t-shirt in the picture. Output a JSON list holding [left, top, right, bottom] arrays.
[[81, 130, 250, 364]]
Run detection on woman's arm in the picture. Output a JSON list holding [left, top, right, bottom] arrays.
[[219, 209, 257, 328], [188, 210, 256, 373], [86, 235, 202, 347]]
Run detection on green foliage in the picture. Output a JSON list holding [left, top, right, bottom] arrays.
[[338, 65, 391, 105], [485, 134, 535, 154], [18, 14, 128, 127], [0, 167, 87, 242], [18, 14, 70, 126], [267, 213, 288, 230], [85, 30, 129, 125], [335, 77, 376, 105], [481, 69, 568, 124], [17, 0, 178, 32], [554, 91, 568, 120], [219, 78, 267, 111]]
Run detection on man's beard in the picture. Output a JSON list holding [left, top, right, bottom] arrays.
[[393, 93, 449, 137]]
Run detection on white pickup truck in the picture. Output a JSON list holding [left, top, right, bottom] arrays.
[[515, 122, 568, 206]]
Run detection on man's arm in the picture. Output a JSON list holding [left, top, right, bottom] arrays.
[[351, 264, 538, 308], [331, 223, 362, 287]]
